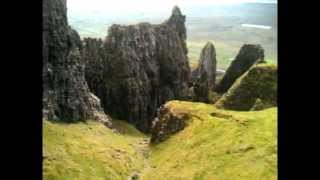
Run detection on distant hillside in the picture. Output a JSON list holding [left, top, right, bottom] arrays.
[[68, 3, 277, 70]]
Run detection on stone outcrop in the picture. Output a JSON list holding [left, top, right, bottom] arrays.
[[83, 6, 190, 132], [151, 103, 189, 143], [216, 44, 265, 94], [250, 98, 265, 111], [164, 6, 188, 54], [43, 0, 111, 127], [193, 42, 217, 102], [215, 64, 277, 111]]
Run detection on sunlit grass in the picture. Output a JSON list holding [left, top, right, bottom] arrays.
[[142, 101, 277, 180], [43, 120, 147, 180]]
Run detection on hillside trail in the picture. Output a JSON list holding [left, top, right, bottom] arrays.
[[128, 137, 153, 180]]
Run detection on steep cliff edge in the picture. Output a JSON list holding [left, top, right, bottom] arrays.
[[83, 6, 190, 132], [42, 0, 111, 126]]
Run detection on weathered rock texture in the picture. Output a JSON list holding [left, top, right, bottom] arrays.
[[193, 42, 217, 102], [216, 44, 265, 94], [215, 64, 277, 111], [83, 6, 190, 132], [250, 98, 265, 111], [43, 0, 111, 126], [151, 103, 190, 143]]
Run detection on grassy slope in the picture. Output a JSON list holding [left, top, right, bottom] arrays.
[[215, 63, 277, 110], [43, 120, 147, 180], [142, 101, 277, 180], [44, 101, 277, 180]]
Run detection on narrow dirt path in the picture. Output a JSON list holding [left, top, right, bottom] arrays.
[[128, 137, 152, 180]]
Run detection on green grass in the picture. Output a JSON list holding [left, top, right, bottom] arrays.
[[43, 120, 147, 180], [141, 101, 277, 180], [44, 100, 277, 180], [215, 63, 277, 110]]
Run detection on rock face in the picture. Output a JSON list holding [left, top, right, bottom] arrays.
[[43, 0, 111, 126], [193, 42, 217, 102], [151, 103, 189, 143], [216, 44, 265, 94], [83, 6, 190, 132], [164, 6, 188, 54], [215, 64, 277, 111]]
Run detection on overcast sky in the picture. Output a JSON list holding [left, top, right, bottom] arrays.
[[68, 0, 277, 16]]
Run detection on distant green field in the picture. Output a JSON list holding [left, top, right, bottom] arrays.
[[71, 20, 277, 71], [188, 40, 238, 70], [69, 3, 277, 71], [186, 15, 277, 70], [187, 39, 277, 71]]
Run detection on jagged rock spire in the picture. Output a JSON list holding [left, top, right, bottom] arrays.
[[193, 42, 217, 102], [165, 5, 187, 53], [82, 6, 190, 132], [198, 42, 216, 88], [172, 5, 182, 16], [216, 44, 265, 94]]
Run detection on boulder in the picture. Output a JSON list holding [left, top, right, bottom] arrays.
[[150, 104, 189, 143], [250, 98, 266, 111], [216, 44, 265, 93]]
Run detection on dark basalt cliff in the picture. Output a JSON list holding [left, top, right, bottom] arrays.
[[216, 44, 265, 94], [193, 42, 217, 102], [43, 0, 111, 126], [83, 6, 190, 132]]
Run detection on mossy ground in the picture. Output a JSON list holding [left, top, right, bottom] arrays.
[[215, 63, 277, 110], [43, 120, 147, 180], [44, 100, 277, 180], [141, 101, 277, 180]]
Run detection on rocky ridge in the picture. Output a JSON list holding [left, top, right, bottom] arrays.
[[215, 64, 277, 110], [193, 42, 217, 102], [83, 6, 190, 132], [43, 0, 111, 126], [216, 44, 265, 93]]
